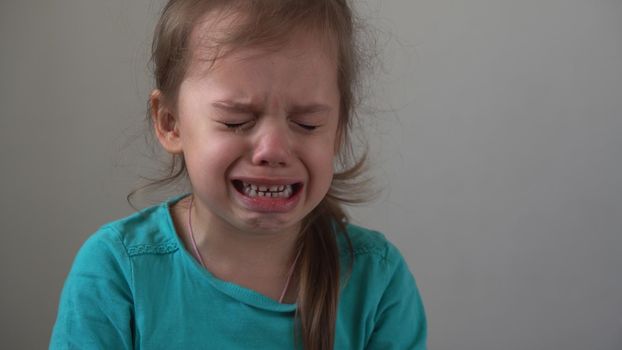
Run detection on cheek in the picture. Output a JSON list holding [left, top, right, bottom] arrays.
[[185, 136, 245, 178], [311, 128, 339, 178], [307, 143, 336, 186]]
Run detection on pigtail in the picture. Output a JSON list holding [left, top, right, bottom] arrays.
[[296, 197, 352, 350]]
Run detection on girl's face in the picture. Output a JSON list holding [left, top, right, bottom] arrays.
[[170, 29, 341, 236]]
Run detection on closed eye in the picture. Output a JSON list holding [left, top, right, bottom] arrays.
[[223, 122, 248, 129], [294, 122, 319, 131], [219, 119, 257, 131]]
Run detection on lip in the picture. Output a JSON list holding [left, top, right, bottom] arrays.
[[231, 176, 303, 186], [231, 177, 304, 213]]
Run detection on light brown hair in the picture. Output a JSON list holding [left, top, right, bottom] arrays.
[[131, 0, 370, 348]]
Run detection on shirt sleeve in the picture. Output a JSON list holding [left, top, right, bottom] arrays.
[[365, 243, 427, 350], [49, 228, 134, 350]]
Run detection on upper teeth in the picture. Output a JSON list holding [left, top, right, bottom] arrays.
[[242, 182, 293, 198]]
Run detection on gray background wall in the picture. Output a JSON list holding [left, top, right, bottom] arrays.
[[1, 0, 621, 349]]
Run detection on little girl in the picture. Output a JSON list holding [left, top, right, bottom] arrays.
[[50, 0, 426, 349]]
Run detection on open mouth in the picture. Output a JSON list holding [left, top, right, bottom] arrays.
[[232, 180, 302, 199]]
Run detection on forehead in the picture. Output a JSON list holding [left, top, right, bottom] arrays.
[[186, 8, 338, 78], [182, 41, 340, 111]]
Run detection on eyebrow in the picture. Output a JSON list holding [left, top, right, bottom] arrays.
[[288, 104, 333, 115], [212, 100, 332, 115], [212, 101, 260, 114]]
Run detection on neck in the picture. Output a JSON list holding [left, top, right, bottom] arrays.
[[183, 195, 301, 278]]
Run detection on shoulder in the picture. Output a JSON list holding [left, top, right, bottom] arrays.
[[336, 224, 427, 348], [339, 223, 404, 265], [62, 196, 185, 301], [338, 223, 422, 306], [51, 203, 172, 350], [85, 197, 182, 259], [338, 223, 414, 289]]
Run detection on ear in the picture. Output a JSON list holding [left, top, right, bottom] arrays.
[[150, 89, 183, 154]]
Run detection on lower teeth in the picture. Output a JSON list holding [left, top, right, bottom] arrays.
[[244, 186, 293, 198]]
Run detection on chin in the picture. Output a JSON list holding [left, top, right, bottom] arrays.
[[240, 216, 302, 235]]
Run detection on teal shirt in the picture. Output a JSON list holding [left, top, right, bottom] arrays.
[[50, 195, 427, 349]]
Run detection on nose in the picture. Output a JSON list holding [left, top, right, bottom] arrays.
[[251, 121, 292, 167]]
